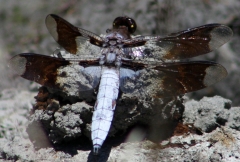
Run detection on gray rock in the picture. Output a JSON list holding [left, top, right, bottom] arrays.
[[1, 88, 240, 161], [108, 126, 240, 161], [227, 107, 240, 130], [183, 96, 232, 132], [28, 86, 184, 146]]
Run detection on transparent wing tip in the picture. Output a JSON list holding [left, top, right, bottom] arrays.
[[209, 25, 233, 50], [8, 55, 27, 76]]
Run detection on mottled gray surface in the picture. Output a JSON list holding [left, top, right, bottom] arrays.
[[183, 96, 232, 132], [1, 92, 240, 161], [1, 0, 240, 161], [27, 85, 184, 146], [2, 0, 240, 105]]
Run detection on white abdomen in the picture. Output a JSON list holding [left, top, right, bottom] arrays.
[[91, 66, 119, 154]]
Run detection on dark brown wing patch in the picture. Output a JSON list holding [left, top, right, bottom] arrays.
[[45, 14, 103, 54], [9, 53, 70, 88], [153, 61, 227, 97], [120, 61, 227, 98], [9, 53, 101, 91], [142, 24, 232, 60]]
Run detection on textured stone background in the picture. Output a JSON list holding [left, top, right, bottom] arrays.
[[2, 0, 240, 105], [1, 0, 240, 161]]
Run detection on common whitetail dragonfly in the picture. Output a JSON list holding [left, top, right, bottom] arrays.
[[9, 14, 232, 155]]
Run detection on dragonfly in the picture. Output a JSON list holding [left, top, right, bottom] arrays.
[[9, 14, 233, 155]]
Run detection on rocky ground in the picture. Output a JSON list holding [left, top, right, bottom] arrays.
[[1, 92, 240, 161], [1, 0, 240, 161]]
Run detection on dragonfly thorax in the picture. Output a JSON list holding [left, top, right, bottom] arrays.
[[100, 47, 123, 67], [100, 27, 132, 67], [103, 26, 131, 47]]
